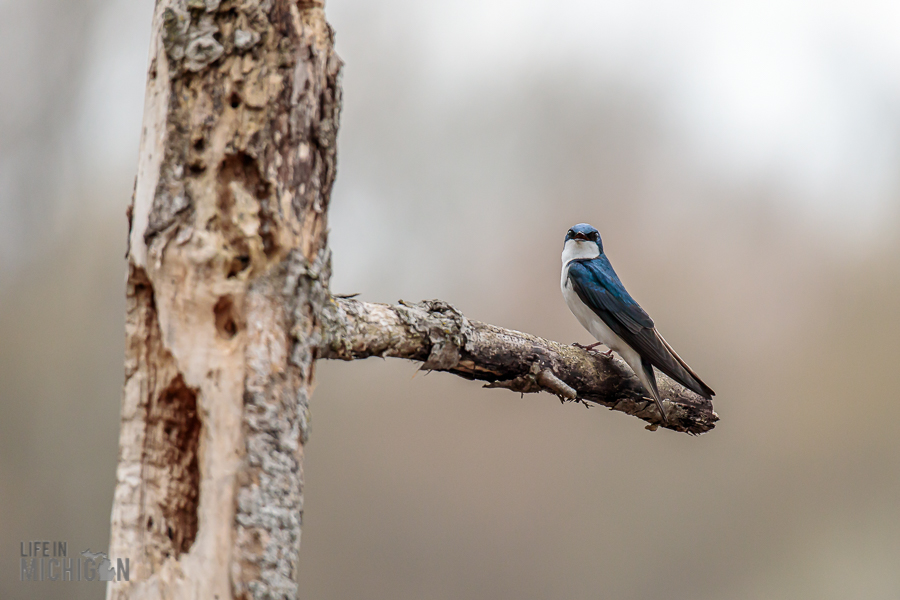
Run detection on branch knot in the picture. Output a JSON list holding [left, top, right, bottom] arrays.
[[399, 299, 472, 370]]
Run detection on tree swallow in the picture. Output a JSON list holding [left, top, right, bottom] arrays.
[[560, 223, 714, 423]]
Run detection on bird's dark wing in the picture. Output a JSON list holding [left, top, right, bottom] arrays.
[[567, 258, 715, 399]]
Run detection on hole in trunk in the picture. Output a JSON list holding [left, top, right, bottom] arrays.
[[145, 374, 201, 558], [214, 295, 239, 339]]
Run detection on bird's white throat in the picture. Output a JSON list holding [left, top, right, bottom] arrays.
[[561, 239, 601, 265]]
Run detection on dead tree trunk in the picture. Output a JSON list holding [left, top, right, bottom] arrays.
[[110, 1, 716, 599], [110, 0, 340, 598]]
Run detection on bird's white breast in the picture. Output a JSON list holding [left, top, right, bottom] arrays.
[[561, 275, 622, 350]]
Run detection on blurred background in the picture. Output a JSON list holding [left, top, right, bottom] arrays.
[[2, 0, 899, 598]]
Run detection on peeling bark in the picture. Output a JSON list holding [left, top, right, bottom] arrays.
[[110, 0, 340, 598], [319, 298, 718, 435]]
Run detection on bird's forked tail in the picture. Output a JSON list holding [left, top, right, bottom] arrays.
[[638, 360, 668, 424]]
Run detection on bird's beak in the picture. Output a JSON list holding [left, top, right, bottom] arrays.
[[572, 232, 589, 241]]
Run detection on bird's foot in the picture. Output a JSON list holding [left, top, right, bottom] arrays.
[[572, 342, 613, 357], [573, 341, 603, 351]]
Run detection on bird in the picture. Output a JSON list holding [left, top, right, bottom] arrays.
[[560, 223, 714, 423]]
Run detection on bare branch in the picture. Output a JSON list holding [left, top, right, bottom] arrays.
[[318, 298, 718, 434]]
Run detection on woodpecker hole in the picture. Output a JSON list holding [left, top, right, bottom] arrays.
[[146, 374, 200, 558], [214, 295, 239, 339], [226, 255, 251, 278]]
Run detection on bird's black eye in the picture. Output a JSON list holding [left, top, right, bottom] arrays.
[[589, 232, 599, 241], [567, 230, 574, 237]]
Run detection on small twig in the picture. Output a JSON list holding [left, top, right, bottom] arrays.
[[536, 368, 577, 400]]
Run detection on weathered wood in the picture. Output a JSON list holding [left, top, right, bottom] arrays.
[[109, 0, 340, 598], [319, 298, 718, 434]]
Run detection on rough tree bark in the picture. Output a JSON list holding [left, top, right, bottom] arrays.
[[110, 1, 716, 599], [110, 0, 340, 598]]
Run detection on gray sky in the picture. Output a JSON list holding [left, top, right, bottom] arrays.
[[69, 0, 900, 234]]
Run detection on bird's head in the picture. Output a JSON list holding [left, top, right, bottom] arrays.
[[563, 223, 603, 259]]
